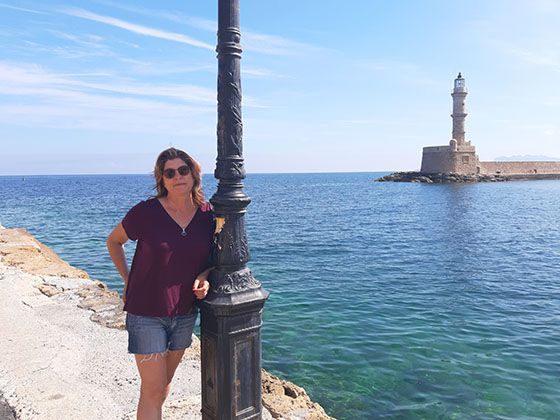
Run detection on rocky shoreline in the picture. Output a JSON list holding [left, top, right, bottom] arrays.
[[375, 171, 560, 183], [0, 225, 335, 420]]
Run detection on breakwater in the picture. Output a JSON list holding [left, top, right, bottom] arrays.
[[376, 171, 560, 183]]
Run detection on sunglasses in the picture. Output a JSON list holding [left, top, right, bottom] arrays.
[[163, 165, 190, 179]]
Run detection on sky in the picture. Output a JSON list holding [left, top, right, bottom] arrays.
[[1, 0, 560, 175]]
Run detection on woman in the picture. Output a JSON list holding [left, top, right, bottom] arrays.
[[107, 148, 214, 420]]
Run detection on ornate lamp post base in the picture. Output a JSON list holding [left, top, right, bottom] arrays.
[[199, 281, 269, 420]]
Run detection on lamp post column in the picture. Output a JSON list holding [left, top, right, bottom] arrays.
[[198, 1, 269, 419]]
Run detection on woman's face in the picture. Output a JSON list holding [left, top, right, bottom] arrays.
[[162, 158, 194, 197]]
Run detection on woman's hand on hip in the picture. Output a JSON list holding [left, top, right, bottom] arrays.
[[193, 278, 210, 299]]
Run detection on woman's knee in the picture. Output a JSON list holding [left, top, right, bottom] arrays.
[[140, 380, 168, 403], [136, 352, 169, 402]]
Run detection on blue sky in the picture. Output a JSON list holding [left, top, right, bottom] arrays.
[[1, 0, 559, 175]]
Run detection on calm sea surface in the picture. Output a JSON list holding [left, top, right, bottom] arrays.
[[1, 173, 559, 420]]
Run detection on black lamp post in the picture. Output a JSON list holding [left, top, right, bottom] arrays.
[[198, 0, 269, 419]]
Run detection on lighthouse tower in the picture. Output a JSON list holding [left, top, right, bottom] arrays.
[[451, 72, 468, 147], [420, 73, 480, 174]]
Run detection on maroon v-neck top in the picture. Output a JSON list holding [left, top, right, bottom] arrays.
[[121, 199, 214, 317]]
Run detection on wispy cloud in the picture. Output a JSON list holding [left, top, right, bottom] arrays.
[[59, 7, 215, 50], [0, 61, 264, 133], [13, 29, 115, 60], [0, 102, 214, 135], [93, 0, 216, 30], [0, 62, 216, 133], [185, 17, 216, 32], [501, 44, 560, 72], [357, 59, 420, 71], [117, 58, 214, 75], [355, 59, 440, 86], [0, 3, 48, 15], [39, 45, 115, 60], [242, 67, 284, 79], [0, 62, 216, 105], [86, 2, 317, 56], [48, 30, 106, 47], [337, 119, 380, 125], [242, 30, 319, 56], [119, 40, 141, 49], [44, 30, 114, 58]]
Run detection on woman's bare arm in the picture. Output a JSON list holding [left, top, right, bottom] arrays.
[[106, 223, 130, 301], [193, 267, 213, 299]]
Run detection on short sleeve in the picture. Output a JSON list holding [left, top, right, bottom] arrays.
[[121, 201, 145, 241]]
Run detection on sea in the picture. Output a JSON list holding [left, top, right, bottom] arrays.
[[1, 172, 559, 420]]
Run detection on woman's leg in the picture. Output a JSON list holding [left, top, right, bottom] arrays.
[[127, 312, 196, 419], [134, 353, 167, 420], [162, 350, 186, 403], [134, 350, 186, 420]]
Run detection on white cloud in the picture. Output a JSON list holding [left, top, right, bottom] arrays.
[[185, 17, 216, 32], [83, 2, 317, 56], [354, 59, 440, 86], [59, 7, 215, 51], [118, 40, 141, 49], [0, 62, 266, 133], [0, 62, 217, 134], [502, 45, 560, 71], [93, 0, 217, 31], [117, 58, 214, 76], [337, 119, 380, 125], [48, 30, 105, 46], [242, 30, 320, 56], [242, 68, 284, 79], [0, 62, 216, 105], [0, 3, 48, 15]]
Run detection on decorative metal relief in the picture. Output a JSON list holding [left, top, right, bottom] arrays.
[[213, 269, 262, 295], [213, 219, 250, 265], [228, 71, 243, 157], [226, 228, 250, 264]]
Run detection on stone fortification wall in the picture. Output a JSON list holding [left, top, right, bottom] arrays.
[[450, 150, 479, 175], [421, 146, 480, 174], [480, 161, 560, 175], [421, 146, 454, 173]]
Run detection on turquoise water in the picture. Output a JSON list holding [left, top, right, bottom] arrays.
[[1, 173, 559, 419]]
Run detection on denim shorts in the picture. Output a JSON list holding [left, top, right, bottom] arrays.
[[125, 308, 198, 354]]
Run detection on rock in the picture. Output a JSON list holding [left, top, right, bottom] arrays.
[[76, 282, 125, 330], [0, 393, 16, 420], [261, 370, 336, 420], [375, 171, 512, 184], [36, 284, 61, 297], [0, 228, 88, 278]]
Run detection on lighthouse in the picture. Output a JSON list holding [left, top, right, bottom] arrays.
[[415, 73, 560, 178], [451, 72, 468, 147], [420, 72, 480, 174]]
